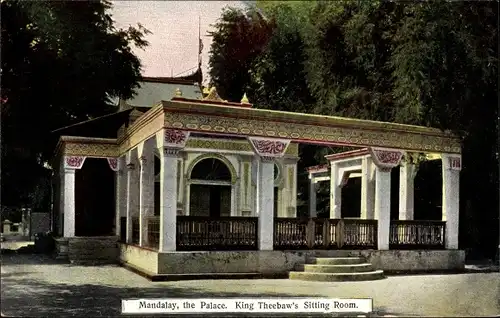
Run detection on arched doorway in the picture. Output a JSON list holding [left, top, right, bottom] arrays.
[[189, 157, 233, 217]]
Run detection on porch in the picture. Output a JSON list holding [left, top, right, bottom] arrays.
[[124, 216, 447, 251], [116, 215, 463, 278]]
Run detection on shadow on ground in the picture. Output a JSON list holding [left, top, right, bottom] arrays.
[[1, 276, 400, 317], [1, 255, 402, 317]]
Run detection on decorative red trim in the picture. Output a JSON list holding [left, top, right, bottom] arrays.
[[64, 156, 86, 169], [325, 148, 370, 161], [306, 164, 328, 173], [107, 158, 118, 171], [369, 148, 404, 169], [164, 129, 188, 145]]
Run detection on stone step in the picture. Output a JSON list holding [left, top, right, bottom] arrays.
[[304, 263, 374, 273], [289, 270, 385, 282], [313, 257, 365, 265]]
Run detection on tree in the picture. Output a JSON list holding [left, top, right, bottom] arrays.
[[1, 0, 150, 209], [208, 6, 274, 102], [209, 1, 498, 258]]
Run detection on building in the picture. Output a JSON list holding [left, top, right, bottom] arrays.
[[51, 72, 464, 280]]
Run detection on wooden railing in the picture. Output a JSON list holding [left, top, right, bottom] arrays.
[[176, 216, 258, 251], [274, 218, 309, 249], [131, 217, 140, 245], [340, 219, 378, 249], [273, 218, 376, 250], [389, 220, 446, 249], [147, 216, 160, 250]]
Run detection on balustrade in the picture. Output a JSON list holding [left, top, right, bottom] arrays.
[[389, 220, 446, 249], [176, 216, 258, 251]]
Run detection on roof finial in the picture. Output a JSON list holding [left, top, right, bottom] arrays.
[[175, 88, 182, 97], [241, 93, 250, 104], [203, 87, 225, 102]]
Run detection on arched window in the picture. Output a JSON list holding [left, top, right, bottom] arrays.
[[190, 158, 232, 182]]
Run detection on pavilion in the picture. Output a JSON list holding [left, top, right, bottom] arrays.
[[51, 74, 464, 279]]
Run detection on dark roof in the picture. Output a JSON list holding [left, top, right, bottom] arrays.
[[51, 107, 149, 138], [141, 67, 202, 85]]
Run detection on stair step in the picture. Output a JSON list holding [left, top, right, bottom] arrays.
[[304, 263, 374, 273], [313, 257, 365, 265], [289, 270, 384, 282]]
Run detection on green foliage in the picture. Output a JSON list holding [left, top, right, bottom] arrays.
[[209, 0, 498, 257], [208, 6, 274, 102], [1, 0, 150, 208]]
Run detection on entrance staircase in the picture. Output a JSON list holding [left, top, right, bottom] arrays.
[[289, 256, 385, 282]]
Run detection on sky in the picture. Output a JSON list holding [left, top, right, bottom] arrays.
[[110, 1, 248, 84]]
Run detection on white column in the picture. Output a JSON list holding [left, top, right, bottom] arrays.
[[258, 158, 274, 250], [62, 168, 76, 237], [114, 157, 125, 237], [309, 175, 317, 218], [442, 154, 461, 249], [374, 167, 391, 250], [230, 184, 238, 216], [139, 153, 154, 247], [329, 163, 342, 219], [58, 168, 65, 236], [158, 148, 179, 252], [125, 155, 139, 244], [288, 163, 298, 217], [361, 157, 375, 219], [399, 162, 415, 220]]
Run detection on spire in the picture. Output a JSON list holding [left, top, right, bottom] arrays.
[[203, 87, 226, 102], [241, 93, 250, 104], [198, 16, 203, 68]]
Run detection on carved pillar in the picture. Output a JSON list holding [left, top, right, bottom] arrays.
[[239, 157, 253, 216], [125, 151, 139, 244], [442, 154, 461, 249], [329, 163, 342, 219], [370, 148, 404, 250], [283, 160, 298, 217], [138, 139, 155, 247], [361, 156, 375, 219], [113, 157, 126, 238], [399, 158, 416, 220], [248, 137, 291, 251], [156, 129, 190, 252], [61, 156, 86, 237], [309, 174, 318, 218]]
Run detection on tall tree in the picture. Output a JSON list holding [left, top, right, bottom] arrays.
[[1, 0, 150, 209], [209, 1, 498, 257], [208, 6, 274, 102]]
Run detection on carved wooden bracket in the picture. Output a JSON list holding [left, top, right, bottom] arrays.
[[369, 147, 404, 170], [107, 158, 118, 172], [442, 154, 462, 171], [64, 156, 86, 169], [164, 129, 190, 148], [248, 137, 290, 160]]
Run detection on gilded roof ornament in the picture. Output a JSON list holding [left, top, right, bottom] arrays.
[[175, 88, 182, 97], [203, 87, 226, 102], [241, 93, 250, 104]]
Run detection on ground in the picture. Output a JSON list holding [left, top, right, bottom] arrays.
[[1, 253, 499, 317]]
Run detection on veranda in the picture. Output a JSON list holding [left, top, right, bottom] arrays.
[[52, 89, 463, 275]]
